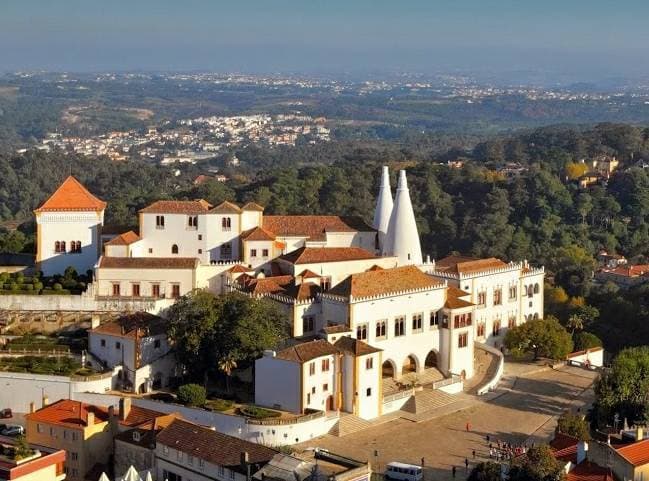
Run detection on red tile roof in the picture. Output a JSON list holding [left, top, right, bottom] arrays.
[[235, 274, 294, 296], [275, 340, 338, 363], [242, 202, 265, 212], [335, 337, 382, 356], [139, 200, 211, 214], [90, 312, 166, 340], [241, 226, 276, 241], [26, 400, 109, 429], [279, 247, 377, 265], [228, 264, 253, 273], [551, 432, 580, 452], [119, 405, 170, 429], [105, 231, 140, 246], [616, 438, 649, 466], [35, 176, 107, 213], [329, 265, 443, 299], [567, 463, 613, 481], [602, 265, 649, 278], [156, 419, 276, 472], [435, 255, 509, 275], [209, 201, 242, 214], [297, 269, 321, 279], [98, 256, 198, 269], [263, 216, 375, 242]]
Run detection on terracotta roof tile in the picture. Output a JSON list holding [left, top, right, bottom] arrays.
[[550, 433, 579, 451], [209, 201, 242, 214], [444, 287, 475, 309], [328, 265, 443, 299], [98, 256, 198, 269], [26, 399, 109, 429], [263, 216, 375, 242], [119, 405, 170, 428], [297, 269, 321, 279], [435, 255, 509, 275], [241, 226, 276, 241], [275, 340, 338, 363], [35, 176, 107, 213], [279, 247, 377, 265], [105, 231, 140, 246], [566, 462, 613, 481], [242, 202, 265, 212], [90, 312, 166, 339], [156, 419, 276, 472], [335, 336, 382, 356], [235, 275, 294, 296], [139, 200, 211, 214], [616, 438, 649, 466], [322, 324, 352, 334], [228, 264, 253, 273], [286, 282, 321, 302]]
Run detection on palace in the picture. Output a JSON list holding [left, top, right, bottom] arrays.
[[32, 166, 544, 421]]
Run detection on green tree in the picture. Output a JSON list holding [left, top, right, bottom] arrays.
[[219, 356, 238, 394], [509, 445, 566, 481], [468, 462, 501, 481], [177, 384, 207, 407], [556, 412, 590, 441], [573, 332, 603, 351], [13, 435, 32, 460], [505, 317, 574, 360]]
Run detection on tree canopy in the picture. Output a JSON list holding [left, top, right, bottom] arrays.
[[504, 317, 573, 360]]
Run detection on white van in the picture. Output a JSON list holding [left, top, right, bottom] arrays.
[[385, 462, 423, 481]]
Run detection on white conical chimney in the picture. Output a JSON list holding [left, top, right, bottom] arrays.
[[383, 170, 422, 265], [373, 166, 393, 252]]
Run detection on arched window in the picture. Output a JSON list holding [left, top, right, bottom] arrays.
[[221, 217, 231, 231], [54, 241, 61, 253], [533, 313, 539, 320], [71, 241, 82, 253], [188, 216, 198, 228], [60, 241, 66, 253], [171, 244, 179, 254], [533, 283, 540, 294]]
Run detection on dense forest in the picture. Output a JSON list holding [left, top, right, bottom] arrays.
[[3, 122, 649, 351]]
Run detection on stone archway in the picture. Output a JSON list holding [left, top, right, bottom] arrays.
[[382, 359, 397, 379], [425, 350, 439, 368], [402, 355, 419, 374]]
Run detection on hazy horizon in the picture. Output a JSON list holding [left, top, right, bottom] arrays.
[[3, 0, 649, 83]]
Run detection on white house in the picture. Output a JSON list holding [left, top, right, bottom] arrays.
[[35, 176, 106, 276]]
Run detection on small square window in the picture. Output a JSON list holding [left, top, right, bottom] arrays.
[[154, 339, 161, 349], [366, 388, 372, 397], [100, 339, 106, 347], [198, 249, 203, 254], [116, 342, 121, 349], [311, 386, 316, 394], [198, 234, 202, 241], [148, 248, 153, 254]]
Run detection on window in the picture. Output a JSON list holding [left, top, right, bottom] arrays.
[[171, 244, 179, 254], [230, 470, 235, 480], [152, 284, 160, 298], [218, 465, 225, 476], [492, 320, 501, 336], [54, 240, 67, 253], [37, 424, 43, 433], [156, 215, 165, 229], [366, 357, 374, 370], [533, 283, 540, 294], [198, 249, 202, 254], [131, 283, 140, 297], [250, 249, 257, 258], [477, 323, 486, 337], [302, 316, 315, 333], [366, 388, 372, 397], [188, 455, 194, 466], [453, 313, 472, 328], [527, 285, 534, 298], [70, 452, 78, 461], [442, 314, 449, 329], [112, 283, 121, 296], [430, 311, 439, 328], [198, 234, 202, 241], [262, 249, 269, 258], [154, 339, 161, 349], [199, 459, 205, 469], [49, 427, 54, 436], [221, 242, 232, 259], [116, 341, 121, 350], [412, 313, 423, 331], [188, 215, 198, 229], [311, 386, 316, 394], [148, 248, 153, 254], [163, 470, 181, 481], [222, 217, 232, 231], [508, 316, 516, 328], [394, 317, 405, 337], [70, 241, 82, 253], [177, 450, 183, 461], [63, 430, 68, 439], [509, 286, 517, 300], [171, 284, 181, 298], [309, 362, 316, 376], [321, 359, 330, 372], [356, 324, 368, 340], [323, 383, 329, 392], [321, 276, 332, 291], [375, 320, 386, 338], [477, 291, 487, 306], [494, 288, 502, 305], [100, 339, 106, 347], [72, 432, 78, 441], [458, 333, 468, 348]]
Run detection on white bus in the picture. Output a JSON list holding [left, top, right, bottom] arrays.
[[385, 462, 423, 481]]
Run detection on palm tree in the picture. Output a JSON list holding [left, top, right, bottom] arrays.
[[218, 357, 238, 393], [567, 314, 584, 335]]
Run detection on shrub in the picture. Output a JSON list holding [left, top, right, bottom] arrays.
[[239, 405, 281, 419], [574, 332, 603, 351], [177, 384, 207, 407], [52, 283, 63, 291], [3, 284, 10, 290], [33, 282, 43, 291], [205, 398, 234, 412], [23, 284, 33, 291], [9, 283, 19, 291]]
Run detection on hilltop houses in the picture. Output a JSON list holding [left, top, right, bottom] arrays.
[[26, 166, 544, 422]]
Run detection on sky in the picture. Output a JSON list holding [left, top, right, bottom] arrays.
[[2, 0, 649, 80]]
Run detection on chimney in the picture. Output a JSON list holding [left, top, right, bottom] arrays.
[[29, 402, 35, 414], [577, 441, 588, 464], [86, 410, 95, 427], [240, 451, 250, 470], [42, 396, 49, 408], [90, 314, 101, 329], [637, 426, 644, 441], [373, 166, 394, 252], [119, 397, 132, 421], [383, 170, 422, 266]]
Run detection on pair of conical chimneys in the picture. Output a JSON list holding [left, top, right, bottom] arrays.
[[373, 166, 422, 266]]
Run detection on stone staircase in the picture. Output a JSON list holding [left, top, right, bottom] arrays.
[[401, 388, 456, 415], [329, 413, 374, 437]]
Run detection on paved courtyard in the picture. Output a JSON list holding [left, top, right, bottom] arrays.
[[296, 365, 598, 481]]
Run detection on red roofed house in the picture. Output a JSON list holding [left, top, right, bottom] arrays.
[[34, 176, 106, 276], [0, 435, 66, 481]]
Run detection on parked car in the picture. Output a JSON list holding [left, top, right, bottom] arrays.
[[0, 409, 12, 419], [1, 425, 24, 437]]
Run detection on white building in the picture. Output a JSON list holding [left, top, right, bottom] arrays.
[[35, 176, 106, 276]]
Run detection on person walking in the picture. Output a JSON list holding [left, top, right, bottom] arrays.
[[464, 458, 469, 472], [452, 466, 456, 478], [472, 450, 476, 459]]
